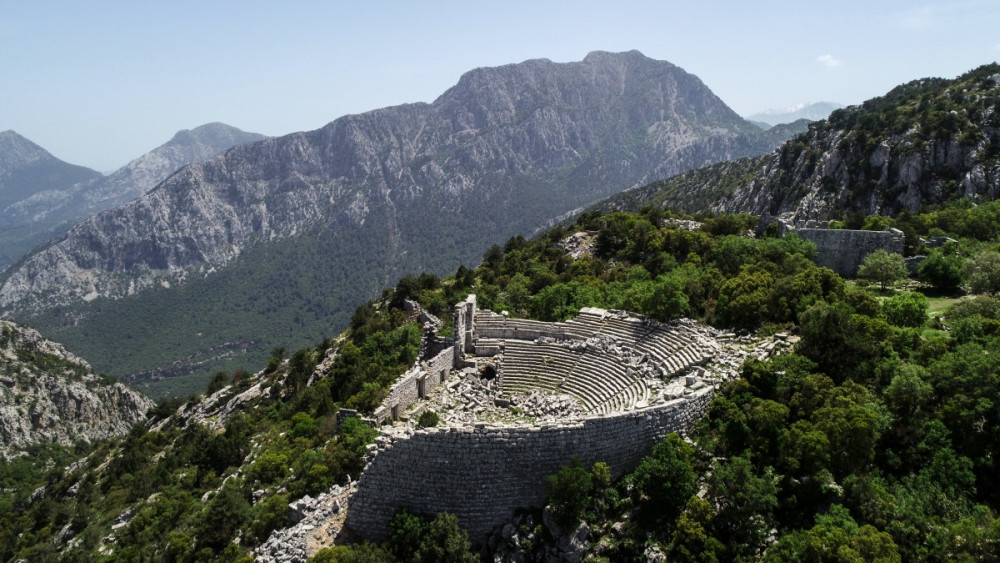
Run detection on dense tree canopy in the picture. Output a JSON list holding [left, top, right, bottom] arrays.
[[6, 200, 1000, 561]]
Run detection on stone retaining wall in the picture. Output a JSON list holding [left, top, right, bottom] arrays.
[[475, 316, 582, 341], [344, 388, 714, 542], [794, 228, 905, 276]]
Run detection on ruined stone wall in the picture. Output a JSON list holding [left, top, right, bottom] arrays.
[[344, 389, 714, 542], [380, 366, 421, 422], [795, 228, 905, 276], [376, 346, 455, 423], [453, 295, 477, 361], [422, 347, 454, 387], [475, 318, 578, 341]]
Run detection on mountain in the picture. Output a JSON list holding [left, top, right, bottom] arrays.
[[0, 131, 102, 209], [595, 64, 1000, 222], [0, 318, 152, 458], [0, 51, 796, 392], [746, 101, 843, 127], [0, 123, 266, 271], [0, 131, 103, 267]]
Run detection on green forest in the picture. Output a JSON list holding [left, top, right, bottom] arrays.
[[4, 192, 1000, 560]]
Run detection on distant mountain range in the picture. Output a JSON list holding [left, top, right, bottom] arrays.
[[746, 101, 843, 128], [0, 123, 265, 271], [593, 64, 1000, 223], [0, 131, 103, 267], [0, 50, 799, 393]]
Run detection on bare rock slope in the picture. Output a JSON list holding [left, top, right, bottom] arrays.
[[595, 64, 1000, 223], [0, 319, 153, 458]]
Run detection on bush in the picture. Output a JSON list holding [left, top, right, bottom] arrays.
[[417, 410, 440, 428], [249, 493, 289, 542], [858, 250, 908, 290], [546, 458, 594, 528], [249, 451, 289, 485], [413, 512, 476, 563], [883, 292, 929, 328], [628, 434, 697, 525], [194, 481, 250, 552], [918, 248, 965, 292], [966, 251, 1000, 295], [388, 507, 426, 561]]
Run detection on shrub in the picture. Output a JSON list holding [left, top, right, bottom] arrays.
[[194, 481, 250, 551], [388, 507, 427, 561], [249, 493, 289, 542], [417, 410, 439, 428], [882, 292, 929, 328], [918, 248, 965, 292], [546, 457, 593, 528], [628, 434, 697, 525], [966, 251, 1000, 295], [249, 451, 289, 485], [413, 512, 476, 563]]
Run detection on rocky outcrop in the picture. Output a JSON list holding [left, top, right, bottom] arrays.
[[719, 66, 1000, 223], [0, 319, 153, 458], [0, 123, 265, 271], [595, 64, 1000, 223], [0, 51, 790, 380]]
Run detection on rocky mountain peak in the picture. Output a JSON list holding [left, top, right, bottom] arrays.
[[0, 130, 49, 171], [0, 131, 102, 213], [0, 52, 794, 386], [0, 123, 266, 270], [167, 122, 265, 148]]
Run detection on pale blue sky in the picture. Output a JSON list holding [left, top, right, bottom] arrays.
[[2, 0, 998, 171]]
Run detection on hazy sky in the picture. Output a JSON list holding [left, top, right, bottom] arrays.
[[2, 1, 998, 171]]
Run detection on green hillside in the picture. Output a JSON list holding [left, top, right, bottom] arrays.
[[4, 197, 1000, 560]]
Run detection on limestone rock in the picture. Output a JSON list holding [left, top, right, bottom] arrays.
[[0, 319, 153, 458]]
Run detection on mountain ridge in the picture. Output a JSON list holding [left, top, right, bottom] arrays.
[[0, 130, 103, 219], [746, 101, 843, 127], [0, 123, 266, 270], [594, 64, 1000, 222], [0, 51, 795, 388]]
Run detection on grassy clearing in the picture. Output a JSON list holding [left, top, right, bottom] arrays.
[[924, 294, 964, 318]]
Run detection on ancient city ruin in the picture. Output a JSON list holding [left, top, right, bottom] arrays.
[[777, 220, 906, 276], [337, 294, 796, 543]]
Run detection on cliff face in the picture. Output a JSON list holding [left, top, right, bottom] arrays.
[[0, 319, 153, 458], [718, 65, 1000, 223], [0, 123, 265, 271], [0, 51, 789, 382], [595, 64, 1000, 223]]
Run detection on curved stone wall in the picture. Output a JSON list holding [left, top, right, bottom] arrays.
[[344, 388, 713, 542]]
